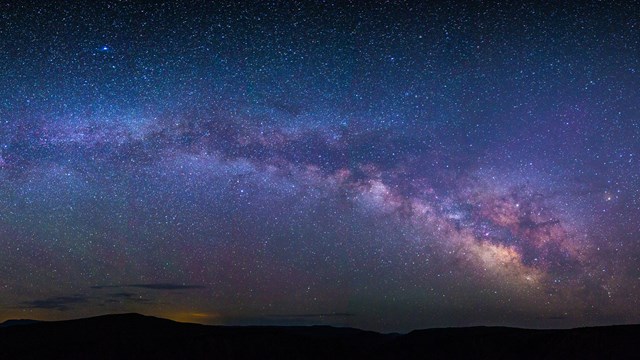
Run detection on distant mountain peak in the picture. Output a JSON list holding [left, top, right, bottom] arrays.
[[0, 319, 40, 328]]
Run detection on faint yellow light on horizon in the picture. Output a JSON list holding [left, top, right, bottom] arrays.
[[160, 311, 221, 324]]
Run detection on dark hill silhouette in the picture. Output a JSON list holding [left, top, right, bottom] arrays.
[[0, 313, 638, 359], [0, 319, 40, 328]]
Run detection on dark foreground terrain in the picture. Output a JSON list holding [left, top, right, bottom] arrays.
[[0, 313, 638, 359]]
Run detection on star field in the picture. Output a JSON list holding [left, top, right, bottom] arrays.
[[0, 1, 639, 332]]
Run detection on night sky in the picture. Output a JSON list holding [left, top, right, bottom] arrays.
[[0, 1, 639, 332]]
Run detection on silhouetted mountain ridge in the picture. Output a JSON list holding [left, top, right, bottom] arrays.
[[0, 313, 638, 359], [0, 319, 40, 328]]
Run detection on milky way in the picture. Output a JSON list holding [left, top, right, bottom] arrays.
[[1, 1, 639, 332]]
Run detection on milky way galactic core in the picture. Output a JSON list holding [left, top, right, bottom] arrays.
[[0, 1, 639, 331]]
